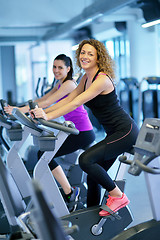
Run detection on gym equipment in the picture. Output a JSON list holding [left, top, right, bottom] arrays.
[[0, 99, 86, 210], [0, 99, 133, 238], [0, 156, 35, 239], [141, 77, 160, 120], [0, 108, 80, 238], [119, 77, 140, 125], [0, 105, 133, 239], [11, 107, 133, 240], [0, 99, 17, 121], [0, 111, 10, 163], [35, 77, 41, 98], [28, 179, 79, 240], [2, 107, 77, 236], [0, 112, 25, 235], [0, 107, 37, 236], [112, 117, 160, 240], [0, 99, 88, 201], [0, 115, 10, 152], [35, 76, 54, 97], [28, 99, 88, 207], [0, 154, 78, 240], [0, 106, 80, 239], [0, 99, 39, 175], [0, 111, 33, 202], [11, 107, 81, 214]]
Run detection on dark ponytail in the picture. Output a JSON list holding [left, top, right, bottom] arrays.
[[54, 54, 73, 82]]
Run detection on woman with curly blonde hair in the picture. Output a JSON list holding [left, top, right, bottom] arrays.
[[75, 39, 115, 80], [32, 39, 139, 216]]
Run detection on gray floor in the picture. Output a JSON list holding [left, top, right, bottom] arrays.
[[121, 167, 152, 227]]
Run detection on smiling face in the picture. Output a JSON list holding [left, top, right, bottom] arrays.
[[79, 43, 98, 71], [53, 60, 70, 82]]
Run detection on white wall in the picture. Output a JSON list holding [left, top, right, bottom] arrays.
[[91, 7, 160, 83], [14, 40, 74, 102], [46, 40, 74, 83], [128, 20, 160, 82]]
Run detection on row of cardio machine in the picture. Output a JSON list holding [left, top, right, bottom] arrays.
[[118, 76, 160, 127], [0, 99, 160, 239], [0, 99, 132, 240]]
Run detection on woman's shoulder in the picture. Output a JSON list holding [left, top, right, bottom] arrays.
[[95, 72, 109, 82], [98, 71, 106, 76], [62, 79, 76, 85], [98, 71, 111, 78], [97, 72, 113, 82], [61, 79, 77, 90]]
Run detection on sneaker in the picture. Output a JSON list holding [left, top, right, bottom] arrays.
[[99, 193, 130, 217], [66, 187, 80, 212]]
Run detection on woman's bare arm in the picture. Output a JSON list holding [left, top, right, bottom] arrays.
[[33, 74, 113, 120], [44, 75, 86, 113], [4, 84, 58, 114], [36, 80, 76, 109], [4, 80, 76, 115]]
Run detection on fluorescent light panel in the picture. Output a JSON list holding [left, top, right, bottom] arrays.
[[142, 19, 160, 28]]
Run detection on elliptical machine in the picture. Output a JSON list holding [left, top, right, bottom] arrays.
[[112, 117, 160, 240]]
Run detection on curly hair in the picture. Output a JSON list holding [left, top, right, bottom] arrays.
[[75, 39, 116, 80]]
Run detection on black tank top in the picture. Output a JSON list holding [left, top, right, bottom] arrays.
[[84, 71, 133, 134]]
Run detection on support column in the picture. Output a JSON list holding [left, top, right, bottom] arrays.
[[0, 46, 17, 104]]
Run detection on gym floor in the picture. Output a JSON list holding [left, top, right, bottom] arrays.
[[124, 168, 152, 227]]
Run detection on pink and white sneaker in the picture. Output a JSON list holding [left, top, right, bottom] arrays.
[[99, 193, 130, 217]]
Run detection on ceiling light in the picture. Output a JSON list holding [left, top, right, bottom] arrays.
[[142, 19, 160, 28], [72, 44, 79, 51]]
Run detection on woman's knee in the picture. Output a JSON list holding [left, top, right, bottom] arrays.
[[48, 159, 58, 171], [79, 151, 89, 171]]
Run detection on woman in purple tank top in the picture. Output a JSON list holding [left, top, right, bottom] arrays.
[[4, 54, 95, 212]]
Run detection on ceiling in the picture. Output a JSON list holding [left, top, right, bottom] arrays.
[[0, 0, 158, 44]]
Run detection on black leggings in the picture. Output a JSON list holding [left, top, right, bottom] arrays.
[[42, 130, 95, 171], [79, 123, 139, 207]]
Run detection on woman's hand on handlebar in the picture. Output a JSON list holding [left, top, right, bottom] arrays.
[[4, 105, 17, 115], [30, 108, 48, 121]]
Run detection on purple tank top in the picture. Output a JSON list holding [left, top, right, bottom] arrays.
[[57, 84, 93, 131]]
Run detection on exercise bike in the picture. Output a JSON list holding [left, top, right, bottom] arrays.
[[112, 117, 160, 240], [0, 99, 89, 207], [0, 109, 81, 239], [10, 103, 132, 240]]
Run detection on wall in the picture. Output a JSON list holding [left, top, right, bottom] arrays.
[[0, 48, 2, 99], [128, 20, 160, 82], [1, 20, 160, 104], [0, 46, 17, 103]]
